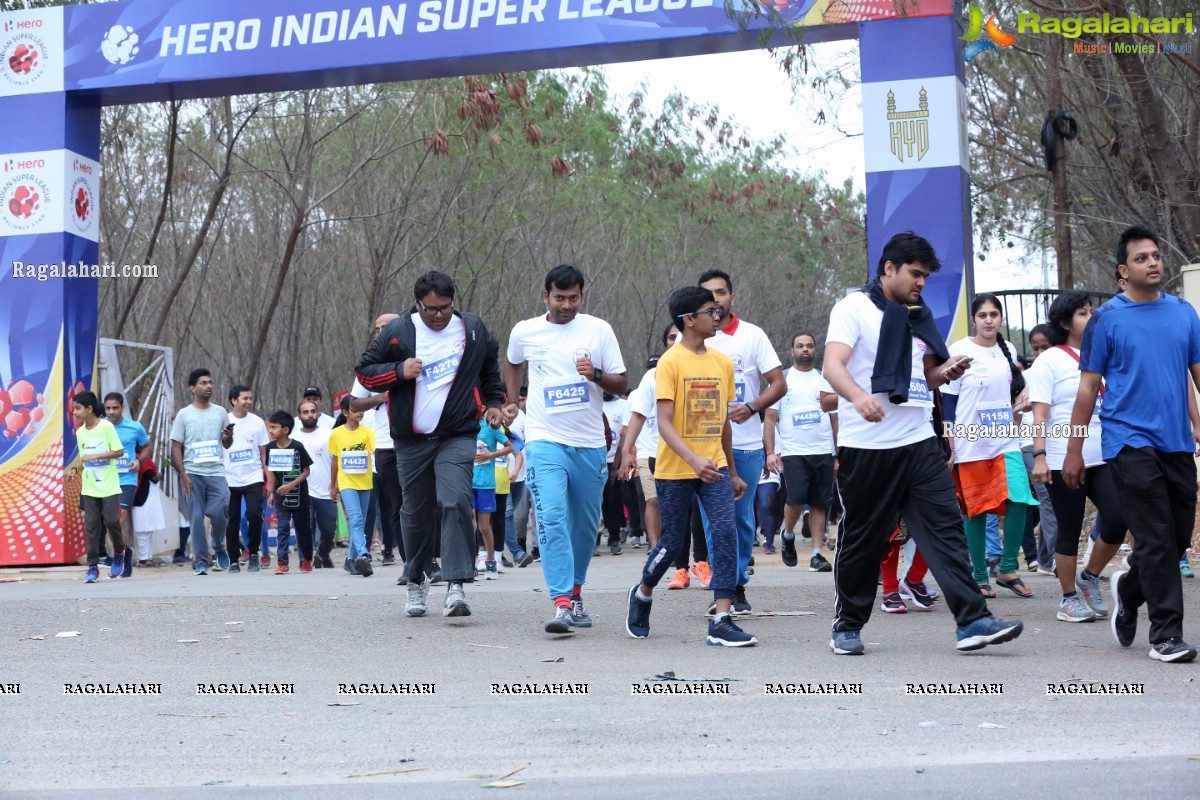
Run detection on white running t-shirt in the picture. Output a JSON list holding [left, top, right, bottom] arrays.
[[413, 314, 467, 435], [770, 367, 835, 457], [705, 315, 782, 451], [507, 313, 626, 449], [825, 291, 936, 450], [1024, 345, 1104, 470]]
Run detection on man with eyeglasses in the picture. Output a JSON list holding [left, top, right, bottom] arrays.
[[350, 313, 404, 571], [356, 271, 506, 619], [502, 264, 628, 635], [697, 270, 787, 616]]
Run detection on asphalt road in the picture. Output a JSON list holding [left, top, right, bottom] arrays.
[[2, 546, 1197, 797]]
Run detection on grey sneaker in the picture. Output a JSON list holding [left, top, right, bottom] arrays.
[[1075, 571, 1108, 617], [570, 596, 593, 628], [443, 582, 471, 617], [609, 542, 622, 556], [830, 629, 865, 655], [1057, 595, 1098, 623], [406, 575, 430, 617], [545, 605, 575, 634]]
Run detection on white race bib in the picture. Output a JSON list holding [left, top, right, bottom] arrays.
[[791, 409, 821, 427], [190, 440, 221, 464], [268, 449, 295, 472], [228, 448, 255, 466], [544, 379, 590, 414], [341, 451, 369, 474], [84, 448, 110, 472], [977, 400, 1013, 428], [422, 351, 461, 390], [904, 377, 933, 407], [114, 455, 135, 472]]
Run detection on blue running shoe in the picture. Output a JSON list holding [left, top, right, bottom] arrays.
[[956, 616, 1023, 651], [215, 551, 231, 572], [830, 629, 864, 655], [84, 565, 99, 583], [194, 562, 209, 576], [121, 547, 133, 578], [109, 552, 124, 579], [707, 615, 757, 647], [626, 586, 651, 639]]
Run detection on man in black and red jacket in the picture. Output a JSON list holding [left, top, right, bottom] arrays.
[[355, 270, 505, 619]]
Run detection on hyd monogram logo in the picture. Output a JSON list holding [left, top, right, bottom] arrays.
[[887, 88, 929, 163], [962, 7, 1016, 62]]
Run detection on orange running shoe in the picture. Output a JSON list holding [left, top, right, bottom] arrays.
[[692, 561, 712, 588], [667, 568, 690, 589]]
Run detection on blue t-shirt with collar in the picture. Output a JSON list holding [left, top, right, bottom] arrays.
[[1080, 293, 1200, 459], [112, 416, 150, 487]]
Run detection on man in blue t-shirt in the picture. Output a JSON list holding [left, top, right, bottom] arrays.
[[1065, 224, 1200, 664], [104, 392, 152, 573]]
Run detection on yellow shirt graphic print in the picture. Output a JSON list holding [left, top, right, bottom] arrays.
[[683, 378, 723, 439]]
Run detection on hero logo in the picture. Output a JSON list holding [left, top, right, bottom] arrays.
[[2, 170, 51, 231], [1, 28, 48, 86], [573, 348, 591, 362], [70, 175, 94, 232], [101, 25, 140, 65]]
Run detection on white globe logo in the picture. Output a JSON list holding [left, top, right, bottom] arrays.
[[100, 25, 139, 65]]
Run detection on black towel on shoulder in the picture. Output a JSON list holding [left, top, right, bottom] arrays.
[[863, 280, 950, 404]]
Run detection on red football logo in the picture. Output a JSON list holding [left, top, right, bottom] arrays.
[[8, 185, 39, 218], [74, 187, 89, 221], [8, 43, 37, 75]]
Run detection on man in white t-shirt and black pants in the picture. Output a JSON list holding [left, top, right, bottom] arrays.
[[764, 333, 838, 572], [294, 400, 336, 568], [351, 313, 405, 572], [222, 384, 269, 573], [503, 265, 628, 635], [356, 271, 506, 618], [698, 270, 787, 614], [823, 232, 1023, 655]]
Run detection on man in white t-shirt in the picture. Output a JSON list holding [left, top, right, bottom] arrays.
[[698, 269, 787, 614], [822, 231, 1022, 656], [294, 400, 335, 569], [357, 271, 506, 619], [764, 333, 838, 573], [350, 313, 404, 573], [502, 264, 628, 635], [298, 386, 336, 431], [222, 384, 269, 572]]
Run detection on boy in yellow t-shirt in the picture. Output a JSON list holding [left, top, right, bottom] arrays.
[[329, 396, 376, 577], [625, 286, 756, 647]]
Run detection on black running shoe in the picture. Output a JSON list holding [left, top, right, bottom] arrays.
[[781, 533, 798, 567]]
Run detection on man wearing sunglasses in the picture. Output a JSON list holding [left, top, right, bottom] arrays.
[[356, 271, 506, 619]]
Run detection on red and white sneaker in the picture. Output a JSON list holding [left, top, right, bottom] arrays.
[[299, 560, 313, 573], [275, 563, 289, 575]]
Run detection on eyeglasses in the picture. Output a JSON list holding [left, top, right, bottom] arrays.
[[418, 299, 454, 317], [677, 307, 721, 320]]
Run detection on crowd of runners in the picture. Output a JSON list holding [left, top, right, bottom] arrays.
[[73, 224, 1197, 661]]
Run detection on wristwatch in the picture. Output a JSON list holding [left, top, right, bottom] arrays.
[[592, 368, 604, 383], [1032, 449, 1047, 458], [744, 402, 756, 415]]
